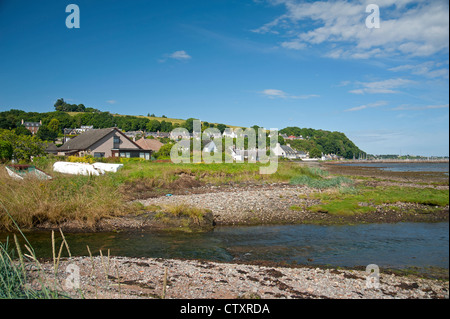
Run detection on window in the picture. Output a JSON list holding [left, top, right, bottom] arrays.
[[94, 152, 105, 158], [113, 136, 120, 149]]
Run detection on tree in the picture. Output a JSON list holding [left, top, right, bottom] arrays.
[[36, 126, 57, 142], [182, 118, 197, 133], [216, 124, 227, 134], [14, 126, 32, 136], [146, 119, 161, 132], [0, 140, 13, 162], [54, 98, 65, 111], [309, 147, 322, 159], [155, 143, 174, 159], [160, 121, 173, 132], [48, 118, 61, 133], [0, 129, 46, 161]]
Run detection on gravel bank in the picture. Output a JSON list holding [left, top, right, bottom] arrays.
[[139, 184, 322, 226], [137, 184, 448, 227], [27, 256, 449, 299]]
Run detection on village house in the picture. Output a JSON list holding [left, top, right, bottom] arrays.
[[145, 131, 171, 139], [222, 129, 238, 139], [203, 140, 219, 153], [21, 119, 41, 135], [57, 127, 151, 159], [135, 137, 164, 152], [272, 143, 298, 159], [296, 150, 309, 159], [228, 147, 266, 162]]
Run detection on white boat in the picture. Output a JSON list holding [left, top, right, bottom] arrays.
[[6, 165, 52, 180], [53, 162, 123, 176]]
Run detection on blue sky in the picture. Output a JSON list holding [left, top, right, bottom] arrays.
[[0, 0, 448, 156]]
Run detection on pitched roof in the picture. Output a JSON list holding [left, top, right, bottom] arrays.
[[58, 128, 115, 151], [135, 137, 164, 151], [280, 145, 296, 155]]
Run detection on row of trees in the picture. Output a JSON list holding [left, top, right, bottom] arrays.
[[54, 98, 100, 112], [0, 109, 232, 137]]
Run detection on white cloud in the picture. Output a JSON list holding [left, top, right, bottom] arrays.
[[349, 78, 415, 94], [169, 50, 192, 60], [254, 0, 449, 59], [106, 100, 117, 104], [260, 89, 319, 99], [261, 89, 289, 98], [159, 50, 192, 63], [344, 100, 388, 112]]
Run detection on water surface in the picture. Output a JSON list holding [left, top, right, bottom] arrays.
[[338, 162, 449, 174], [3, 222, 448, 271]]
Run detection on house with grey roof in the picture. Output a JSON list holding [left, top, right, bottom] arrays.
[[57, 127, 151, 159], [272, 143, 298, 159], [21, 119, 41, 135]]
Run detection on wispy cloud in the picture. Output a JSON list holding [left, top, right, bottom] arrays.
[[389, 61, 449, 79], [253, 0, 449, 59], [344, 100, 388, 112], [392, 104, 449, 111], [106, 100, 117, 104], [159, 50, 192, 63], [260, 89, 319, 99], [349, 78, 415, 94]]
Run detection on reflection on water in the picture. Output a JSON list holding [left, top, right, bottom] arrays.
[[2, 222, 448, 271]]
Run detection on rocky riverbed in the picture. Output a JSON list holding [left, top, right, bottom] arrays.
[[26, 256, 449, 299]]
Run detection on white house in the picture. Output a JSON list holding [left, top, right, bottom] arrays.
[[203, 140, 219, 153], [296, 150, 309, 159], [222, 129, 238, 139], [272, 143, 297, 159], [228, 147, 266, 162]]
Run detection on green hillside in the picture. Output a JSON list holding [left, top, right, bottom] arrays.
[[0, 99, 365, 158]]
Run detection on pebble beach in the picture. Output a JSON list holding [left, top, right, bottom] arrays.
[[28, 256, 449, 299]]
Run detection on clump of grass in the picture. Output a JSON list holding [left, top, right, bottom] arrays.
[[290, 175, 353, 189], [0, 167, 139, 231], [308, 200, 376, 216], [164, 204, 209, 225], [0, 240, 29, 298], [0, 204, 71, 298]]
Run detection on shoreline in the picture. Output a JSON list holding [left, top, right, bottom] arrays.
[[25, 256, 449, 299]]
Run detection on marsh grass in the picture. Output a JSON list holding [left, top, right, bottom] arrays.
[[307, 186, 449, 216], [0, 167, 141, 231], [0, 160, 310, 230], [289, 166, 353, 190], [0, 204, 72, 299]]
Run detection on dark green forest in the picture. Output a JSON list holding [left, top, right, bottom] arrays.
[[280, 127, 365, 159]]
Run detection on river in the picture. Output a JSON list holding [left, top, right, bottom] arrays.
[[337, 162, 449, 174], [3, 222, 448, 273]]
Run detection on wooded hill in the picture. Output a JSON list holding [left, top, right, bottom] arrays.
[[0, 99, 365, 159]]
